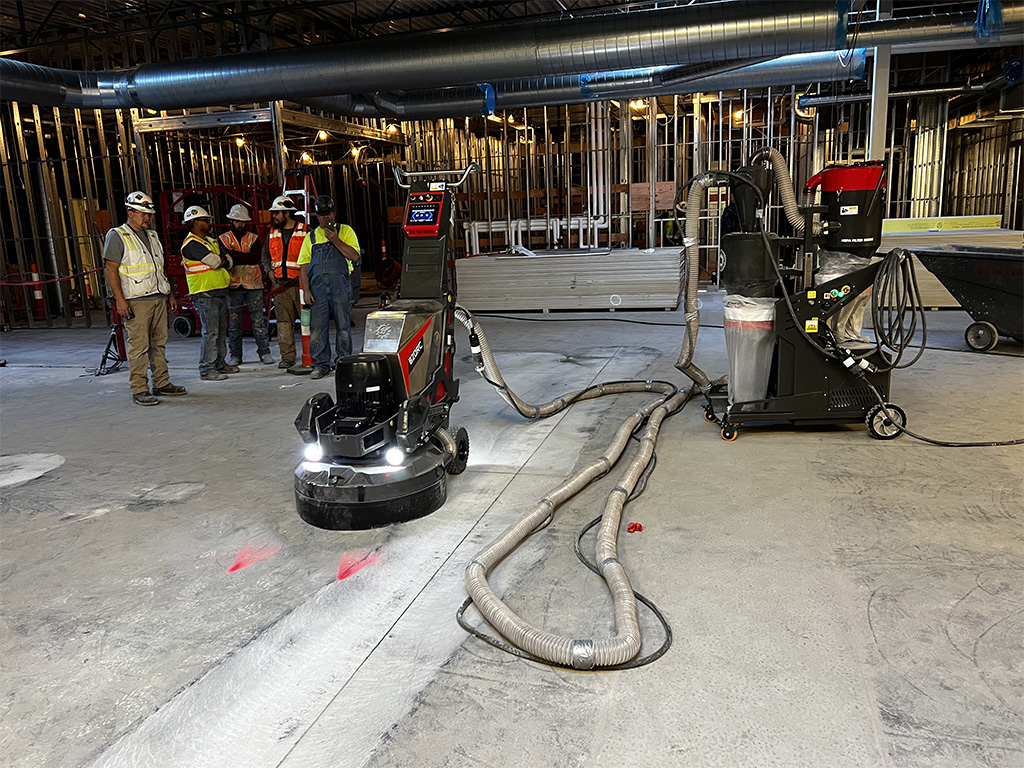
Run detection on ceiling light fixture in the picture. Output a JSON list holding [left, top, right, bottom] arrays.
[[235, 137, 245, 147], [317, 130, 329, 141]]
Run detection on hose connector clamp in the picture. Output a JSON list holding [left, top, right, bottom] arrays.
[[571, 639, 596, 670]]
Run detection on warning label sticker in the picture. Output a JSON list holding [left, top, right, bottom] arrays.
[[840, 205, 859, 216], [805, 318, 819, 333]]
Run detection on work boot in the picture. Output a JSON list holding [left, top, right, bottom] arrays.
[[152, 383, 187, 396], [133, 392, 159, 406], [225, 355, 241, 366], [310, 367, 330, 380], [260, 353, 276, 364], [200, 371, 228, 381], [278, 359, 295, 369], [219, 365, 241, 374]]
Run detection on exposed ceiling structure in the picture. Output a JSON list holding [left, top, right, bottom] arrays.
[[2, 1, 1021, 118]]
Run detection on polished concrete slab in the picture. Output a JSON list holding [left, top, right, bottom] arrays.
[[1, 295, 1021, 768]]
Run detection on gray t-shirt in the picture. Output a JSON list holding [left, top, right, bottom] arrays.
[[103, 226, 164, 300]]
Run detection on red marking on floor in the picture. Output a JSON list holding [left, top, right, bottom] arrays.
[[227, 543, 281, 573], [337, 548, 383, 581]]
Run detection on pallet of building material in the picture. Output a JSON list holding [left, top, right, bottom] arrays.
[[456, 248, 683, 311], [879, 230, 1023, 309]]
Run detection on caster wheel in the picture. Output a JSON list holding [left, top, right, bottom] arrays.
[[703, 406, 717, 423], [446, 426, 469, 475], [721, 426, 738, 442], [172, 314, 196, 338], [965, 321, 998, 352], [866, 403, 907, 440]]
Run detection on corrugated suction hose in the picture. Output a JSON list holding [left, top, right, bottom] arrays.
[[455, 306, 690, 668]]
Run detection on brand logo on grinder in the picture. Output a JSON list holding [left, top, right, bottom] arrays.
[[407, 338, 424, 370]]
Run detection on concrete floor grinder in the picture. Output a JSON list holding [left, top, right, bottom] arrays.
[[293, 164, 478, 529]]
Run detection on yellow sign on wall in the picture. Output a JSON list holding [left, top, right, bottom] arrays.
[[882, 216, 1002, 233]]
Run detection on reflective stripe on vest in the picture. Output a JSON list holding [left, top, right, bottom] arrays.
[[269, 222, 306, 279], [219, 230, 262, 289], [181, 233, 231, 294], [115, 225, 170, 299]]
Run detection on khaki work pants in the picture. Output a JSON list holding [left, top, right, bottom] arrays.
[[124, 297, 170, 394], [274, 283, 302, 363]]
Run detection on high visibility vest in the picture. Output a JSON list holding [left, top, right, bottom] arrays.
[[268, 222, 306, 280], [113, 224, 170, 299], [218, 229, 262, 289], [181, 233, 231, 294]]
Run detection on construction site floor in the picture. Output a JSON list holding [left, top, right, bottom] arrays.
[[1, 294, 1022, 768]]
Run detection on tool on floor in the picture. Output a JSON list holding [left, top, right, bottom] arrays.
[[96, 298, 128, 375], [675, 149, 1023, 447], [673, 151, 913, 440], [292, 164, 477, 529]]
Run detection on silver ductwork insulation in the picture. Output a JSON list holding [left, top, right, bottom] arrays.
[[303, 50, 866, 120], [453, 305, 689, 667], [674, 176, 715, 390], [1, 1, 846, 109]]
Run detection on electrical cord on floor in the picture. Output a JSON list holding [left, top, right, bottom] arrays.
[[864, 381, 1024, 447]]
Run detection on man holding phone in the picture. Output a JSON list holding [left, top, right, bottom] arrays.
[[297, 195, 360, 380], [103, 191, 186, 406]]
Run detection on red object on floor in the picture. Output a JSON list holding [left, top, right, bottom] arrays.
[[627, 522, 643, 533], [226, 542, 281, 573], [337, 548, 383, 581]]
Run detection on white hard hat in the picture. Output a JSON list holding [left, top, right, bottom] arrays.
[[269, 195, 297, 212], [126, 191, 155, 214], [226, 203, 251, 222], [183, 205, 212, 223]]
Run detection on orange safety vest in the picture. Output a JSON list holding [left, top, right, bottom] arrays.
[[268, 222, 307, 280], [219, 230, 262, 289]]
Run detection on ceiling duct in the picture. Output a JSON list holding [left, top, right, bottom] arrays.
[[0, 1, 846, 110], [305, 50, 869, 120]]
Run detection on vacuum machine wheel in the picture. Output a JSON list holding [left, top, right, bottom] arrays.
[[703, 406, 718, 423], [172, 314, 196, 339], [866, 403, 907, 440], [720, 425, 738, 442], [965, 321, 999, 352], [447, 426, 470, 475]]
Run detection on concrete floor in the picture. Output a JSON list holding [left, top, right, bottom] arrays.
[[1, 294, 1022, 768]]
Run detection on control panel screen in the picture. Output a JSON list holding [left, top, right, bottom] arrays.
[[406, 205, 438, 225]]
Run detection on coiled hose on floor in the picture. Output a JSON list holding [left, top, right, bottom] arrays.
[[454, 306, 691, 668]]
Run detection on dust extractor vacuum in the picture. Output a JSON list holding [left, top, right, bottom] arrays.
[[674, 148, 926, 441], [293, 165, 478, 530]]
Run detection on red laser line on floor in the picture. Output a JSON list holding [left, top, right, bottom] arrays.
[[226, 543, 281, 573], [337, 548, 383, 581]]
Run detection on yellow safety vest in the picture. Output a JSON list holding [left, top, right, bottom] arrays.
[[114, 224, 170, 299], [181, 233, 231, 294]]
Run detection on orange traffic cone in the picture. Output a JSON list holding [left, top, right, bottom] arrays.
[[288, 290, 314, 375], [30, 262, 45, 319]]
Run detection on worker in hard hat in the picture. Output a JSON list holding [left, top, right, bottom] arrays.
[[103, 191, 187, 406], [180, 205, 235, 381], [297, 194, 360, 380], [219, 203, 274, 366], [261, 195, 307, 369]]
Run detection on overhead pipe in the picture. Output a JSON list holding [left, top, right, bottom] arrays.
[[305, 50, 867, 121], [0, 1, 846, 109]]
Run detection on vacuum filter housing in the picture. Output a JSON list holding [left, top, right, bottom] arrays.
[[805, 162, 886, 259]]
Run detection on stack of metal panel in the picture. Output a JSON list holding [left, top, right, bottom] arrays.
[[454, 247, 679, 311], [455, 248, 683, 311]]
